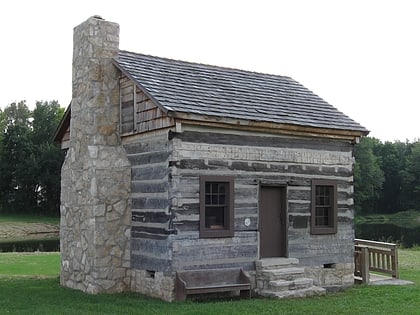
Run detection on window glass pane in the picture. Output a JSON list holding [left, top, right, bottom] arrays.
[[312, 180, 337, 234], [315, 206, 332, 227], [211, 183, 218, 194], [315, 185, 332, 227], [219, 195, 225, 205], [219, 184, 225, 194], [205, 206, 225, 228], [204, 181, 229, 229]]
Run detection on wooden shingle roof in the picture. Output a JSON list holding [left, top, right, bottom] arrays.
[[114, 51, 368, 135]]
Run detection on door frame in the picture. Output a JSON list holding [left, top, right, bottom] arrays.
[[259, 183, 288, 258]]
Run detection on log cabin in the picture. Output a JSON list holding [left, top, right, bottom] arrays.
[[55, 16, 368, 301]]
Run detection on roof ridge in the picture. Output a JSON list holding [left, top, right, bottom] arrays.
[[117, 50, 294, 81]]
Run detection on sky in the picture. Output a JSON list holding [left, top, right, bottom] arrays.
[[0, 0, 418, 142]]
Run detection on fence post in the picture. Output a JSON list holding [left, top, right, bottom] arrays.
[[361, 246, 370, 284], [392, 246, 399, 279]]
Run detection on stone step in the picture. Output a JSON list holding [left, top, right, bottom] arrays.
[[269, 278, 314, 292], [257, 286, 326, 299], [255, 258, 299, 271], [258, 267, 306, 281]]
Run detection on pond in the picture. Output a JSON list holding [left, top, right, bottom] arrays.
[[0, 238, 60, 252], [356, 220, 420, 248]]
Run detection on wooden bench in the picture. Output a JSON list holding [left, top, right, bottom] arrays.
[[175, 268, 251, 301]]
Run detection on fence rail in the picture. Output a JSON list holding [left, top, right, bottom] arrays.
[[354, 238, 399, 284]]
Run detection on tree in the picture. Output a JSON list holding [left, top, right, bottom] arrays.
[[0, 101, 34, 213], [401, 141, 420, 211], [375, 141, 408, 213], [0, 108, 5, 212], [354, 137, 384, 214], [31, 101, 65, 215], [0, 101, 64, 215]]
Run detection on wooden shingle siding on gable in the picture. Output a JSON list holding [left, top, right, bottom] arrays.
[[120, 75, 174, 136], [120, 77, 135, 134]]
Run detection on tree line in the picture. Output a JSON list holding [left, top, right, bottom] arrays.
[[0, 101, 65, 216], [354, 137, 420, 215], [0, 101, 419, 217]]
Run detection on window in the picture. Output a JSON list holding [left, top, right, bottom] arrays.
[[311, 179, 337, 234], [200, 176, 234, 238]]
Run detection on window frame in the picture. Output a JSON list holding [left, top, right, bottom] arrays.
[[311, 179, 338, 235], [199, 175, 234, 238]]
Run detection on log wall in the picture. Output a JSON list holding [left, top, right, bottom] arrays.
[[123, 130, 174, 273], [123, 122, 356, 273], [169, 126, 355, 268]]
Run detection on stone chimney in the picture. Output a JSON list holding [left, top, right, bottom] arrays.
[[60, 16, 131, 294]]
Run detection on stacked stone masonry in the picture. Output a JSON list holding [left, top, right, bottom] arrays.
[[60, 16, 131, 294]]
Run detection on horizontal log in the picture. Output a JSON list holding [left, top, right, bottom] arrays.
[[172, 159, 352, 177], [132, 211, 173, 223], [174, 140, 353, 166], [235, 216, 258, 231], [173, 220, 199, 232], [132, 181, 168, 194], [172, 203, 199, 215], [132, 165, 169, 181], [234, 203, 258, 215], [123, 139, 169, 155], [131, 253, 171, 273], [169, 130, 352, 152], [173, 243, 258, 263], [132, 197, 169, 210], [131, 237, 171, 253], [132, 226, 175, 237], [127, 151, 170, 166]]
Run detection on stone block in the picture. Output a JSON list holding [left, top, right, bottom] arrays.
[[93, 204, 105, 217]]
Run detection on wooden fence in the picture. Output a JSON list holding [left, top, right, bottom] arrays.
[[354, 238, 399, 284]]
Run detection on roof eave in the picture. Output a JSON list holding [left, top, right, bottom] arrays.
[[169, 111, 369, 141], [53, 103, 71, 143]]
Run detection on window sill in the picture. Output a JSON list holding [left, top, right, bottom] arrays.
[[310, 227, 337, 235], [200, 229, 234, 238]]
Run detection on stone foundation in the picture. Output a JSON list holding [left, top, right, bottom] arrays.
[[304, 263, 354, 290], [130, 270, 174, 302]]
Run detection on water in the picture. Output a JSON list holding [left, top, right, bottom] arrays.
[[0, 238, 60, 252], [356, 221, 420, 248]]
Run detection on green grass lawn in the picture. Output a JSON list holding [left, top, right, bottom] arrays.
[[0, 249, 419, 314], [0, 252, 59, 277]]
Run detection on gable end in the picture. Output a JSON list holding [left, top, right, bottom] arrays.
[[120, 75, 175, 136]]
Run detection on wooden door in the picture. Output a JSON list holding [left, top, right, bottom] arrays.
[[259, 186, 287, 258]]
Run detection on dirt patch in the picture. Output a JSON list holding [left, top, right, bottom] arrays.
[[0, 222, 59, 241]]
